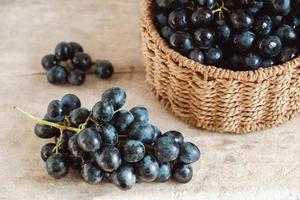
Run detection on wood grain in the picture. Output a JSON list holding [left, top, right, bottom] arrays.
[[0, 1, 299, 200]]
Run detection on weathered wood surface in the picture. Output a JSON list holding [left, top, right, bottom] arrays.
[[0, 1, 299, 199]]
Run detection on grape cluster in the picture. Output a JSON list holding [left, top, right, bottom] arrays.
[[42, 42, 114, 85], [24, 87, 200, 190], [154, 0, 300, 71]]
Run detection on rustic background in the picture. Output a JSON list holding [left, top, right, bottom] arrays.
[[0, 1, 299, 199]]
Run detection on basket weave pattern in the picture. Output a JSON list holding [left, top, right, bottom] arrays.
[[141, 0, 300, 133]]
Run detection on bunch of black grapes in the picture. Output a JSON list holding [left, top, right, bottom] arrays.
[[154, 0, 300, 71], [32, 87, 200, 190], [41, 42, 114, 85]]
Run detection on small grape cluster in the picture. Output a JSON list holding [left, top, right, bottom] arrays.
[[17, 87, 200, 190], [154, 0, 300, 71], [42, 42, 114, 85]]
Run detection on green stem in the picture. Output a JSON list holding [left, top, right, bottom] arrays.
[[92, 60, 100, 65], [79, 115, 92, 130], [54, 129, 64, 154], [90, 118, 103, 130], [212, 0, 229, 19], [14, 106, 80, 132], [61, 60, 74, 71], [212, 7, 222, 14], [223, 6, 229, 12], [64, 117, 71, 127]]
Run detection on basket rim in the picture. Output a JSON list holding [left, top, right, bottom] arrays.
[[142, 0, 300, 82]]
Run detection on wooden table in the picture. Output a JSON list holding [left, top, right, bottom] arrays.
[[0, 1, 299, 199]]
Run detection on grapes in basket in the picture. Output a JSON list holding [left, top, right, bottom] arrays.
[[154, 0, 300, 71], [15, 87, 201, 190]]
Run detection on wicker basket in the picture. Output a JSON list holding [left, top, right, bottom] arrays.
[[141, 0, 300, 134]]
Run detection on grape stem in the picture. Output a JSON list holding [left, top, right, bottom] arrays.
[[14, 106, 80, 132], [212, 0, 229, 19], [53, 129, 64, 154], [79, 115, 91, 130], [60, 60, 74, 71], [186, 0, 196, 10], [92, 60, 101, 65]]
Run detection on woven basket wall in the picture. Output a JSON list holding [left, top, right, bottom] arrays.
[[141, 0, 300, 134]]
